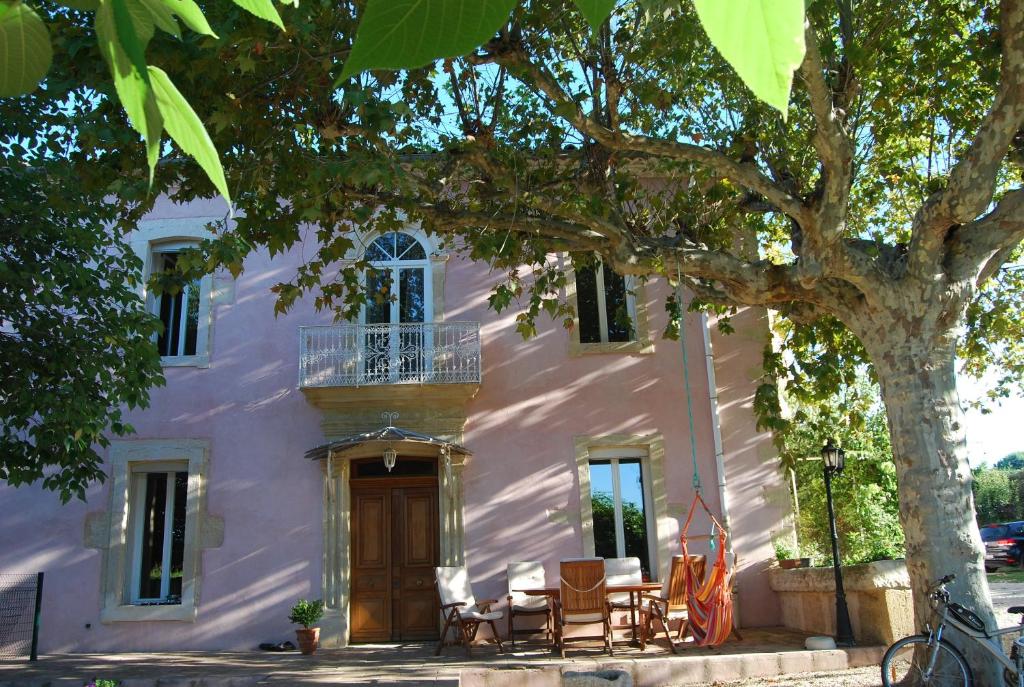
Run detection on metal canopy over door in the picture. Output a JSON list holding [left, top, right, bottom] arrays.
[[349, 458, 439, 642]]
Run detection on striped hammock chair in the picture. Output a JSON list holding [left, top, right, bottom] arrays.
[[680, 493, 735, 647]]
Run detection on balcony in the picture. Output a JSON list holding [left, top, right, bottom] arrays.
[[298, 322, 482, 412]]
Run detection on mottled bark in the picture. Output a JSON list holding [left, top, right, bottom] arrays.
[[863, 322, 1001, 686]]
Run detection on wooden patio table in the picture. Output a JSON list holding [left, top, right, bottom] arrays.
[[514, 582, 663, 649]]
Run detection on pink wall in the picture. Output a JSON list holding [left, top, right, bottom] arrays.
[[0, 197, 784, 651]]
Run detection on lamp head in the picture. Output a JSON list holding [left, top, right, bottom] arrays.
[[383, 445, 398, 472], [822, 437, 845, 472]]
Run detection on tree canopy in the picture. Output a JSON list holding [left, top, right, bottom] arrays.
[[0, 160, 165, 502]]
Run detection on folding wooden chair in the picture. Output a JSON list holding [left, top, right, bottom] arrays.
[[506, 561, 552, 647], [434, 565, 504, 656], [605, 557, 642, 646], [639, 554, 706, 653], [553, 558, 612, 658]]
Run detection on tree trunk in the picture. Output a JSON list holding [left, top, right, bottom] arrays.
[[868, 330, 1001, 686]]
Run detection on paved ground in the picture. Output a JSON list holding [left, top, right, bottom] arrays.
[[0, 628, 883, 687], [990, 581, 1024, 628], [711, 666, 880, 687]]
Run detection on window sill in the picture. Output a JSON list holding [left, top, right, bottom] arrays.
[[101, 603, 197, 623], [160, 354, 210, 368], [569, 339, 655, 357]]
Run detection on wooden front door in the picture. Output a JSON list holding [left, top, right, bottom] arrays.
[[350, 468, 439, 642]]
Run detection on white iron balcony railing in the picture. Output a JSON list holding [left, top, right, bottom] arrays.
[[299, 322, 482, 388]]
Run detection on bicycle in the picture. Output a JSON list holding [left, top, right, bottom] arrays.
[[881, 573, 1024, 686]]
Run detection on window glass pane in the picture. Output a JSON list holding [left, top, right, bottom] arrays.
[[602, 264, 633, 343], [168, 472, 187, 601], [576, 265, 602, 344], [588, 461, 617, 559], [398, 268, 425, 323], [183, 281, 200, 356], [364, 269, 391, 324], [156, 254, 178, 356], [395, 233, 426, 260], [138, 473, 168, 600], [353, 457, 437, 478], [618, 460, 651, 578], [365, 235, 393, 262]]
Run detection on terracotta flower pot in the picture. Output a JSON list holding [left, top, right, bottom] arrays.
[[295, 627, 320, 655]]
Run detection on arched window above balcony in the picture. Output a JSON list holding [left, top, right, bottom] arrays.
[[363, 232, 431, 326]]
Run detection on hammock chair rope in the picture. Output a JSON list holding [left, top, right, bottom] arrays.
[[675, 263, 735, 647]]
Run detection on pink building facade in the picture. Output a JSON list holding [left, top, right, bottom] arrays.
[[0, 198, 791, 652]]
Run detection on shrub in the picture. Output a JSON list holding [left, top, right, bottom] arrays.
[[288, 599, 324, 629]]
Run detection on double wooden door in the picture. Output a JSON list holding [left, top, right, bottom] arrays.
[[350, 475, 439, 642]]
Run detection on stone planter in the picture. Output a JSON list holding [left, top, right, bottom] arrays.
[[768, 559, 912, 645], [779, 558, 811, 570]]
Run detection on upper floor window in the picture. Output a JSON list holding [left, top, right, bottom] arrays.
[[363, 232, 431, 325], [153, 251, 200, 357], [576, 262, 635, 344], [147, 241, 212, 365]]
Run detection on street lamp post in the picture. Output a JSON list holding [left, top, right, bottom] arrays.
[[822, 437, 855, 646]]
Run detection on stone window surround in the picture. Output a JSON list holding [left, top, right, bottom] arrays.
[[129, 217, 222, 368], [565, 265, 654, 357], [98, 439, 211, 623], [574, 433, 672, 581]]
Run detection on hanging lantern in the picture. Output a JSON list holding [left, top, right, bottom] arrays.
[[383, 444, 398, 472]]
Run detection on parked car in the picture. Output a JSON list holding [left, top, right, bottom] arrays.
[[982, 521, 1024, 571]]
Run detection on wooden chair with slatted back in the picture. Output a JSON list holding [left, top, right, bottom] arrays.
[[554, 558, 611, 658], [639, 554, 706, 652]]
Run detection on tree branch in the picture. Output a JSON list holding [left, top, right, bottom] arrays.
[[947, 188, 1024, 284], [908, 0, 1024, 276], [473, 38, 810, 225], [800, 23, 854, 241]]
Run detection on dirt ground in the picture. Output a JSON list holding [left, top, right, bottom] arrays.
[[713, 666, 881, 687]]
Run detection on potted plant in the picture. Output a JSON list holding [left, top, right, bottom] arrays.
[[289, 598, 325, 655], [773, 538, 811, 569]]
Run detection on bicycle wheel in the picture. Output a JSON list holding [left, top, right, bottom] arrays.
[[881, 634, 972, 687]]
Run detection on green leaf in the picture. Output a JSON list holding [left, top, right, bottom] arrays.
[[142, 88, 163, 183], [692, 0, 806, 118], [0, 2, 52, 97], [111, 0, 153, 80], [148, 65, 231, 204], [231, 0, 284, 30], [572, 0, 615, 32], [160, 0, 217, 37], [340, 0, 517, 81], [96, 0, 155, 139], [138, 0, 181, 39]]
